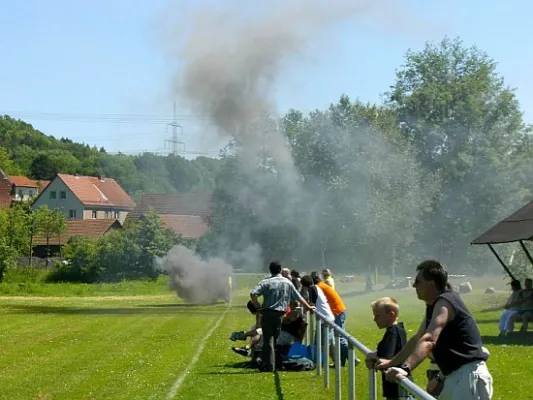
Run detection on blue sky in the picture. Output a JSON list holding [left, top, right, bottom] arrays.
[[1, 0, 532, 158]]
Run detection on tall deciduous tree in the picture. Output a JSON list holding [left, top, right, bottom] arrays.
[[286, 96, 438, 273], [33, 206, 67, 265], [135, 208, 176, 279], [386, 37, 527, 271], [0, 206, 28, 280]]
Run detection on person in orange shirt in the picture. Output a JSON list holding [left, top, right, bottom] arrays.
[[311, 271, 357, 367]]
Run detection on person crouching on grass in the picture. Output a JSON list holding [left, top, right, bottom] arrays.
[[366, 297, 413, 400]]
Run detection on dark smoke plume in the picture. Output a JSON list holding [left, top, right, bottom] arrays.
[[156, 0, 432, 295], [158, 245, 232, 305], [167, 0, 423, 190]]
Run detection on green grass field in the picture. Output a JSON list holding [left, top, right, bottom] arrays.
[[0, 274, 530, 399]]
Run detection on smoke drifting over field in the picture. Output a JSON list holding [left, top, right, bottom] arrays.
[[158, 245, 232, 305], [158, 0, 446, 301], [169, 0, 419, 189]]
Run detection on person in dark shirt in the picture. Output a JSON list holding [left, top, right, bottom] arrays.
[[373, 260, 493, 400], [250, 261, 315, 372], [366, 297, 413, 400], [290, 270, 302, 291]]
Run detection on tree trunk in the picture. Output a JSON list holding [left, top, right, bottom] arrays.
[[29, 215, 34, 267], [29, 232, 33, 268], [46, 236, 50, 268]]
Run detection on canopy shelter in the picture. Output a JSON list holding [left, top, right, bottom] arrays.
[[471, 199, 533, 281]]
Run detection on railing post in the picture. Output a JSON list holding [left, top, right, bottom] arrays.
[[309, 314, 316, 361], [316, 315, 322, 376], [334, 331, 341, 400], [305, 310, 310, 345], [324, 325, 330, 389], [348, 344, 355, 400], [368, 369, 377, 400], [310, 310, 315, 342]]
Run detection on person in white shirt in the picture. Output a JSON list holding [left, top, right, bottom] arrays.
[[300, 275, 335, 362]]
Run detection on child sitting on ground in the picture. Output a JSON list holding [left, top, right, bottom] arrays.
[[230, 300, 262, 357], [366, 297, 413, 400]]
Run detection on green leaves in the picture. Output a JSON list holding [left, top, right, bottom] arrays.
[[0, 205, 34, 280], [387, 36, 527, 270], [203, 36, 533, 275], [54, 208, 179, 283]]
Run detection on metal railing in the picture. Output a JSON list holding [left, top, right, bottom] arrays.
[[304, 309, 437, 400]]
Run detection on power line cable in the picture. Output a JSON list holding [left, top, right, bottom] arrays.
[[0, 111, 210, 125]]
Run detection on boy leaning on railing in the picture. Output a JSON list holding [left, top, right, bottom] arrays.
[[366, 297, 414, 400]]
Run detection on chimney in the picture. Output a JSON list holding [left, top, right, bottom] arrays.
[[98, 174, 105, 182]]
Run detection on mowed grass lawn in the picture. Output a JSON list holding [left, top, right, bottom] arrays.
[[0, 274, 531, 399]]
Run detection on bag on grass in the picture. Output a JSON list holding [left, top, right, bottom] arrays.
[[306, 344, 329, 366], [282, 357, 315, 371], [287, 342, 309, 359]]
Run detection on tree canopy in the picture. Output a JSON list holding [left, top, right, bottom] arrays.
[[203, 37, 532, 275]]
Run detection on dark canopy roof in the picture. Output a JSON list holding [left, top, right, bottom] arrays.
[[471, 199, 533, 244]]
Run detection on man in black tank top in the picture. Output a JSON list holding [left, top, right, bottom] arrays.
[[374, 260, 493, 400]]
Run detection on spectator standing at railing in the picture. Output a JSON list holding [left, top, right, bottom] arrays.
[[322, 268, 335, 290], [312, 271, 356, 366], [300, 274, 335, 345], [250, 261, 315, 372], [281, 267, 291, 280], [290, 270, 302, 291], [366, 297, 413, 400], [373, 260, 493, 400]]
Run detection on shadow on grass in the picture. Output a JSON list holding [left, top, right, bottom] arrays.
[[476, 318, 500, 325], [200, 361, 261, 375], [274, 371, 284, 400], [482, 332, 533, 346], [480, 306, 503, 313], [1, 304, 224, 316], [138, 302, 227, 308]]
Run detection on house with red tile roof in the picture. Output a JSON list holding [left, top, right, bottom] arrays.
[[8, 175, 50, 202], [32, 173, 135, 224], [124, 190, 212, 239], [32, 219, 122, 257]]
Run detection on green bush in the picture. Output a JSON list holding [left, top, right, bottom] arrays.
[[2, 266, 52, 283]]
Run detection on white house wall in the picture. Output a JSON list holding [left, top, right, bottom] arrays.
[[13, 186, 38, 202], [32, 177, 84, 219], [83, 209, 128, 224]]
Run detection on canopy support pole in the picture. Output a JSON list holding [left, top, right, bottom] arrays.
[[519, 240, 533, 268], [488, 244, 516, 281]]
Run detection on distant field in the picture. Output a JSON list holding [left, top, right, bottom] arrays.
[[0, 274, 530, 399]]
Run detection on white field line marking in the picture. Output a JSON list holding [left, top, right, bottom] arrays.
[[166, 300, 232, 400]]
